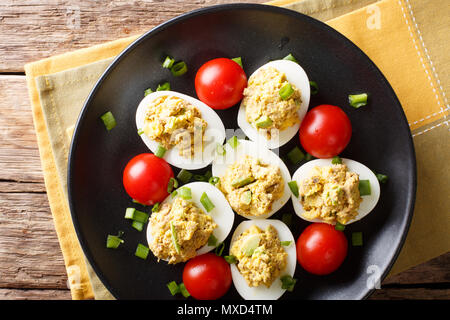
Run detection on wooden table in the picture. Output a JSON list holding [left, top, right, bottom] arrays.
[[0, 0, 448, 300]]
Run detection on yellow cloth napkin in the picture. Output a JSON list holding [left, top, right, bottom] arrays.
[[25, 0, 449, 300]]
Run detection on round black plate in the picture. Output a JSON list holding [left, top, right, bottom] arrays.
[[68, 3, 416, 300]]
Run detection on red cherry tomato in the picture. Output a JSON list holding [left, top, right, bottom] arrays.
[[195, 58, 247, 109], [122, 153, 173, 206], [296, 223, 348, 275], [182, 253, 232, 300], [299, 104, 352, 158]]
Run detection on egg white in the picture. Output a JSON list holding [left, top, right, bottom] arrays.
[[237, 59, 310, 149], [136, 90, 226, 170], [211, 139, 291, 219], [291, 158, 381, 224], [229, 219, 297, 300], [146, 182, 235, 261]]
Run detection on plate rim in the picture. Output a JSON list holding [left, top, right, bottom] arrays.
[[67, 2, 417, 300]]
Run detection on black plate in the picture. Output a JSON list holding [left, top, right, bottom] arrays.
[[68, 3, 416, 300]]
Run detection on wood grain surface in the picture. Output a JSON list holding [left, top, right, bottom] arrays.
[[0, 0, 448, 300]]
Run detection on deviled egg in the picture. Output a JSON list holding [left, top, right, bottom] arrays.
[[290, 158, 380, 225], [237, 59, 310, 149], [229, 219, 297, 300], [146, 181, 234, 264], [211, 139, 291, 219], [136, 91, 226, 170]]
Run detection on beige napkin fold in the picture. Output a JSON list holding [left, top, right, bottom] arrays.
[[26, 0, 449, 299]]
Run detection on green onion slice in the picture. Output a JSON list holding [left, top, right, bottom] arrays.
[[171, 190, 178, 198], [167, 177, 179, 193], [177, 187, 192, 200], [280, 241, 292, 246], [309, 81, 319, 95], [335, 221, 346, 231], [200, 192, 215, 212], [151, 202, 160, 213], [352, 232, 363, 246], [332, 156, 342, 164], [135, 243, 150, 259], [171, 61, 188, 77], [170, 222, 181, 253], [132, 220, 144, 232], [177, 169, 193, 184], [224, 255, 237, 264], [162, 56, 175, 69], [100, 111, 117, 131], [137, 128, 144, 135], [288, 181, 299, 197], [287, 146, 305, 164], [255, 115, 273, 128], [208, 233, 218, 247], [240, 190, 252, 205], [231, 176, 255, 188], [216, 144, 226, 156], [231, 57, 243, 68], [279, 83, 294, 100], [358, 180, 371, 196], [349, 93, 368, 108], [376, 173, 388, 184], [179, 283, 190, 298], [208, 176, 220, 185], [215, 242, 225, 256], [124, 208, 149, 223], [124, 207, 136, 219], [280, 275, 297, 292], [155, 145, 167, 158], [282, 53, 299, 63], [227, 136, 239, 149], [106, 231, 124, 249], [144, 88, 153, 96], [167, 281, 179, 295], [156, 82, 171, 91]]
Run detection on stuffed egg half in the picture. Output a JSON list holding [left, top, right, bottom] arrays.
[[237, 59, 310, 149], [229, 219, 296, 300], [291, 158, 380, 225], [146, 182, 234, 264], [136, 90, 226, 170], [211, 139, 291, 219]]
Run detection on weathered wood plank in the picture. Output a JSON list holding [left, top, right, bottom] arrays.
[[369, 288, 450, 300], [0, 0, 266, 72], [0, 76, 43, 183], [0, 288, 71, 300]]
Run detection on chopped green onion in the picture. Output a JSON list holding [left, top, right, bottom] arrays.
[[171, 61, 188, 77], [171, 190, 178, 198], [359, 180, 371, 196], [309, 81, 319, 95], [204, 170, 212, 181], [124, 208, 149, 223], [179, 283, 190, 298], [162, 56, 175, 69], [376, 173, 389, 184], [216, 144, 226, 155], [215, 242, 225, 256], [280, 241, 292, 246], [224, 255, 237, 264], [167, 281, 180, 295], [240, 190, 252, 205], [209, 176, 220, 185], [288, 181, 299, 197], [144, 88, 153, 96], [279, 83, 294, 100], [231, 176, 255, 188], [177, 187, 192, 200], [156, 82, 171, 91], [167, 177, 179, 193], [335, 221, 346, 231], [231, 57, 243, 68], [305, 153, 315, 161], [200, 192, 215, 212], [352, 232, 363, 246], [155, 145, 167, 158], [135, 243, 150, 259], [332, 156, 342, 164], [282, 53, 299, 63], [124, 207, 136, 219], [137, 128, 144, 135], [151, 202, 160, 213], [282, 213, 292, 227], [106, 231, 124, 249], [100, 111, 117, 131], [170, 222, 180, 253], [255, 115, 273, 128], [287, 146, 305, 164], [132, 220, 145, 232], [193, 174, 207, 182], [177, 169, 193, 184], [227, 136, 239, 149], [349, 93, 368, 108], [280, 275, 297, 292], [208, 233, 218, 247]]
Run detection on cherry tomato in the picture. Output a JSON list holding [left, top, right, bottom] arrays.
[[182, 253, 232, 300], [299, 104, 352, 158], [195, 58, 247, 109], [296, 223, 348, 275], [122, 153, 173, 206]]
